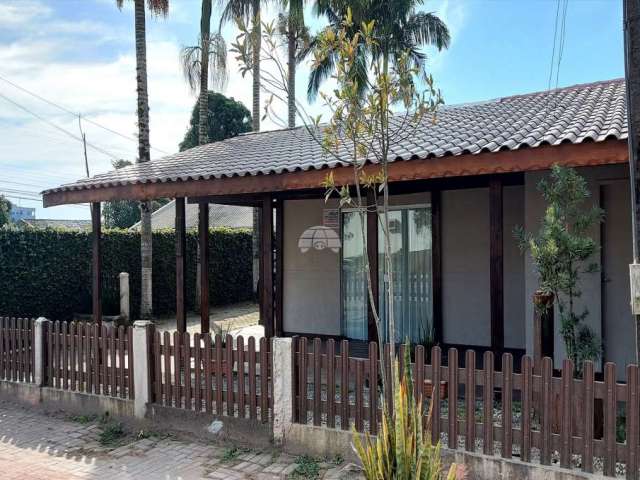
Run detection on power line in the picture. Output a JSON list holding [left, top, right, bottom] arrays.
[[0, 92, 124, 161], [0, 72, 170, 155]]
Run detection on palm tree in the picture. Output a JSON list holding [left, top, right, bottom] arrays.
[[219, 0, 265, 296], [181, 0, 228, 146], [308, 0, 450, 101], [116, 0, 169, 319], [219, 0, 263, 132], [278, 0, 310, 128]]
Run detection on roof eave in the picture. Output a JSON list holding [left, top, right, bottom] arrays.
[[42, 139, 629, 207]]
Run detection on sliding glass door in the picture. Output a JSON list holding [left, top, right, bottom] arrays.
[[341, 206, 432, 343]]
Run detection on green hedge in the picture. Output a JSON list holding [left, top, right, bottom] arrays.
[[0, 228, 253, 320]]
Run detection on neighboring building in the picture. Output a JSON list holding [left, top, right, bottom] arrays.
[[42, 79, 634, 377], [10, 205, 35, 222], [130, 200, 252, 231], [20, 218, 92, 231]]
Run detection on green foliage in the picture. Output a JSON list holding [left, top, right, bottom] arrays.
[[0, 227, 253, 320], [291, 455, 321, 479], [99, 420, 126, 446], [515, 165, 604, 368], [102, 160, 169, 228], [221, 445, 252, 462], [352, 346, 461, 479], [179, 91, 252, 151], [0, 196, 11, 227]]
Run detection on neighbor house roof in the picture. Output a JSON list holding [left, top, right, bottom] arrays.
[[20, 219, 92, 230], [43, 78, 629, 205], [130, 200, 252, 231]]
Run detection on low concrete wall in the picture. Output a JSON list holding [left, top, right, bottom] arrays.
[[284, 423, 595, 480], [0, 380, 134, 418]]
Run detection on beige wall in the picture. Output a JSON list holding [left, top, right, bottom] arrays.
[[441, 188, 491, 346], [441, 186, 525, 348], [283, 199, 341, 336]]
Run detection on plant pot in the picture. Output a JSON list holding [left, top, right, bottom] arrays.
[[423, 380, 447, 399]]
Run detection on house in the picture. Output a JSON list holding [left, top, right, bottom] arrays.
[[42, 78, 633, 374], [20, 218, 92, 231], [129, 199, 252, 231]]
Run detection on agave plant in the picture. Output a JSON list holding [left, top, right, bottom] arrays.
[[353, 346, 463, 479]]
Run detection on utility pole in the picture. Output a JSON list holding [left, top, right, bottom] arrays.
[[624, 0, 640, 363]]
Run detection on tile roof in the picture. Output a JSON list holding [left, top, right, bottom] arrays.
[[43, 78, 628, 195], [129, 200, 253, 231], [20, 219, 92, 230]]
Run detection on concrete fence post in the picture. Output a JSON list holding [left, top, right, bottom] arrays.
[[34, 317, 50, 387], [132, 320, 152, 419], [119, 272, 130, 321], [272, 337, 293, 444]]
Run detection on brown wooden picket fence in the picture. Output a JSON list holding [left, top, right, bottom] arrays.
[[45, 321, 134, 399], [293, 338, 640, 479], [150, 331, 271, 423], [0, 317, 35, 383]]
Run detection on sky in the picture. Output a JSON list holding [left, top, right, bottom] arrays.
[[0, 0, 625, 220]]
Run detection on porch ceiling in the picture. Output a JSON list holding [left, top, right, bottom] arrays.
[[43, 79, 628, 207]]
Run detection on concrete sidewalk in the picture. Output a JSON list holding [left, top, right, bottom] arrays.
[[0, 401, 362, 479]]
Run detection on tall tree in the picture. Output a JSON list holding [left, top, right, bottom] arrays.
[[180, 92, 251, 151], [220, 0, 266, 296], [307, 0, 450, 101], [116, 0, 169, 319], [181, 0, 228, 146], [279, 0, 310, 127]]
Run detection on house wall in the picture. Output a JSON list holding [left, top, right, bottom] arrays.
[[524, 163, 633, 376], [282, 199, 342, 336], [441, 186, 526, 349]]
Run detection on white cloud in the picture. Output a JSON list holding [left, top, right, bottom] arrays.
[[0, 1, 52, 29]]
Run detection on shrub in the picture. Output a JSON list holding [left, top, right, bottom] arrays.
[[0, 227, 252, 320]]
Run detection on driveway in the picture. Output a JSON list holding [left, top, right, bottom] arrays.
[[0, 401, 362, 479]]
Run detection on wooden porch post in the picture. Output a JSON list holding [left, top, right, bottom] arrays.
[[431, 190, 442, 344], [175, 197, 187, 333], [366, 190, 379, 342], [260, 194, 274, 339], [199, 202, 210, 333], [489, 177, 504, 353], [92, 202, 102, 325], [274, 198, 284, 337]]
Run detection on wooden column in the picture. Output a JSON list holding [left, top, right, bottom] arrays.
[[199, 202, 210, 333], [259, 194, 274, 339], [175, 197, 187, 333], [489, 178, 504, 352], [91, 202, 102, 325], [366, 191, 379, 342], [431, 190, 442, 343], [274, 198, 284, 337]]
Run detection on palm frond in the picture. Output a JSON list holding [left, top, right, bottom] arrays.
[[208, 32, 229, 91], [180, 45, 202, 93], [307, 49, 336, 102], [147, 0, 169, 16], [404, 12, 450, 51]]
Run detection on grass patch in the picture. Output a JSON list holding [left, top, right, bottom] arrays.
[[98, 414, 126, 447], [68, 414, 98, 424], [291, 455, 321, 479], [221, 445, 252, 463]]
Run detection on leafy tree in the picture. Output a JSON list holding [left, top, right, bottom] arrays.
[[516, 165, 604, 370], [179, 92, 252, 151], [103, 160, 169, 228], [0, 196, 12, 227], [116, 0, 169, 318], [307, 0, 450, 101]]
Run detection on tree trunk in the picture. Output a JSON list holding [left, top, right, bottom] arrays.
[[251, 0, 261, 298], [134, 0, 153, 319], [251, 0, 261, 132], [287, 16, 296, 128], [199, 0, 212, 145]]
